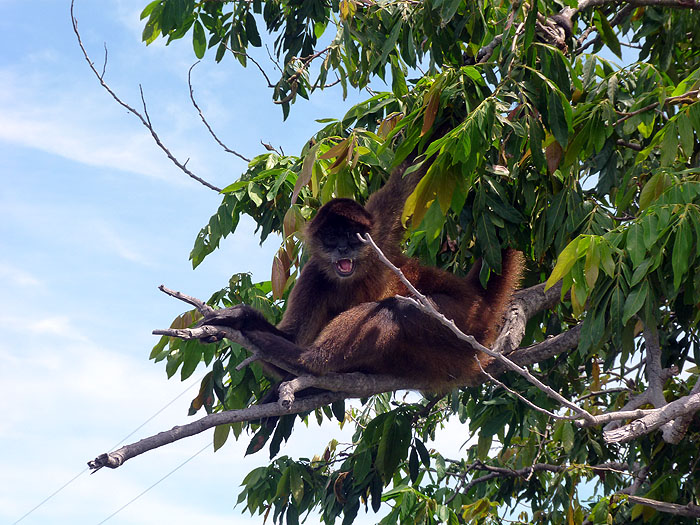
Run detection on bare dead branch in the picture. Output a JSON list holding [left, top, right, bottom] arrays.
[[157, 285, 214, 315], [188, 62, 251, 163], [88, 390, 347, 470], [476, 357, 577, 420], [505, 324, 582, 368], [70, 0, 222, 193], [602, 390, 700, 443]]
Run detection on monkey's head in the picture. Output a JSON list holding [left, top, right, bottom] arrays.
[[306, 198, 373, 280]]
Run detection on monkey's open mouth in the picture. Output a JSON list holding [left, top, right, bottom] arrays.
[[335, 258, 355, 276]]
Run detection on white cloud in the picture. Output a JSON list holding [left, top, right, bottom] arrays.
[[93, 222, 156, 266], [0, 263, 41, 287], [0, 71, 175, 182]]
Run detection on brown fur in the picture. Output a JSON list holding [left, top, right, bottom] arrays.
[[201, 160, 524, 392]]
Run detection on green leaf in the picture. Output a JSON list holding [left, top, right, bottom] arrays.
[[415, 439, 430, 468], [331, 400, 345, 422], [599, 240, 616, 278], [150, 334, 168, 360], [435, 454, 446, 479], [192, 20, 206, 59], [595, 12, 621, 58], [660, 122, 679, 166], [546, 237, 581, 290], [561, 421, 575, 453], [213, 424, 230, 451], [477, 432, 492, 460], [626, 223, 646, 267], [547, 90, 569, 148], [639, 173, 671, 211], [629, 257, 653, 287], [622, 282, 649, 325], [375, 413, 410, 481], [245, 11, 262, 47], [476, 213, 501, 273], [141, 0, 161, 20], [289, 466, 304, 504], [408, 447, 419, 483], [247, 182, 264, 206], [584, 240, 600, 289], [672, 220, 692, 290]]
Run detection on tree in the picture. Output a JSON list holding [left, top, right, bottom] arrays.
[[80, 0, 700, 523]]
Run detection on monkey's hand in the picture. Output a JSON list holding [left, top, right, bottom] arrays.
[[196, 305, 281, 343]]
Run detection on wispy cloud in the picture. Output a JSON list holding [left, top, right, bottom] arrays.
[[0, 262, 41, 287], [0, 68, 177, 182]]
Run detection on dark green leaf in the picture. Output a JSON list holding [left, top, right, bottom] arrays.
[[622, 282, 649, 325], [192, 20, 206, 58]]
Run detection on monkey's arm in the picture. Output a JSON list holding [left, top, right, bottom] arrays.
[[197, 305, 293, 342]]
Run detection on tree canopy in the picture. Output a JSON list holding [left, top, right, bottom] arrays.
[[85, 1, 700, 523]]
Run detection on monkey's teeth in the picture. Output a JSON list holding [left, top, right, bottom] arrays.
[[336, 259, 354, 274]]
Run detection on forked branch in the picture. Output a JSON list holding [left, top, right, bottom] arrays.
[[70, 0, 222, 192]]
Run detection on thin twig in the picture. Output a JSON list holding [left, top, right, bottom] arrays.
[[70, 0, 222, 192], [157, 285, 213, 315], [188, 62, 251, 163], [475, 356, 576, 420]]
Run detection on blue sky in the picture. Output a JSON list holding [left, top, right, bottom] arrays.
[[0, 2, 475, 523]]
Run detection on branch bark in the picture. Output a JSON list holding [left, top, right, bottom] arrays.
[[625, 495, 700, 518]]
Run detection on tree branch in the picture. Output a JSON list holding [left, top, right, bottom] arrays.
[[625, 495, 700, 518], [602, 389, 700, 443], [88, 390, 347, 470], [187, 62, 251, 163], [457, 461, 631, 494], [70, 0, 222, 193]]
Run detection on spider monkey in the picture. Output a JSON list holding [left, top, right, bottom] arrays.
[[199, 158, 524, 392]]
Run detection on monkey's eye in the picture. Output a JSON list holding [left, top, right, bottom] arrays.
[[320, 231, 340, 248], [348, 232, 362, 247]]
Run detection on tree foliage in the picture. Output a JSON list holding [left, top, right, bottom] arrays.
[[139, 1, 700, 523]]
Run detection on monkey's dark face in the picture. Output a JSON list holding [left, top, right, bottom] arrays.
[[318, 222, 367, 278], [307, 198, 374, 281]]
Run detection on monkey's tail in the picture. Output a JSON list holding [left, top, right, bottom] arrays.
[[486, 248, 525, 307], [466, 248, 525, 343]]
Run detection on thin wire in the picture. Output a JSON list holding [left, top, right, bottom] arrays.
[[12, 468, 89, 524], [107, 378, 200, 452], [11, 376, 202, 524], [96, 441, 211, 524]]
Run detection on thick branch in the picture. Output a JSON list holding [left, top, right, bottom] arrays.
[[88, 391, 346, 470], [603, 390, 700, 443], [153, 324, 307, 377], [625, 495, 700, 518], [70, 0, 222, 193]]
